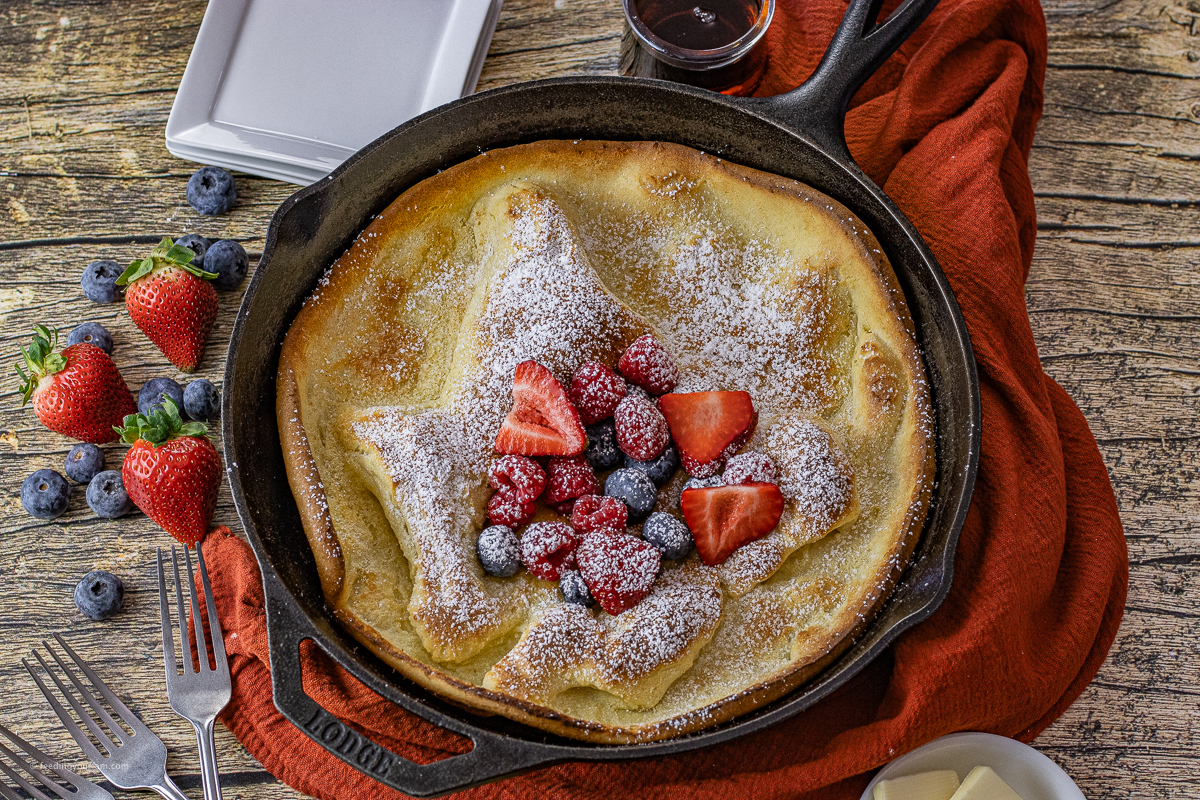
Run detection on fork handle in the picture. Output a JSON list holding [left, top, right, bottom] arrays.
[[148, 773, 191, 800], [192, 717, 222, 800]]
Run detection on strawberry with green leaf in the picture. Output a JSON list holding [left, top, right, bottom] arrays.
[[117, 237, 218, 372], [15, 324, 136, 443], [116, 398, 221, 546]]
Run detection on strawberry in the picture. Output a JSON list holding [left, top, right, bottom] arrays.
[[659, 391, 757, 477], [117, 237, 218, 372], [520, 521, 579, 581], [613, 394, 670, 461], [571, 494, 628, 534], [488, 455, 547, 503], [568, 361, 626, 424], [15, 325, 136, 443], [618, 334, 678, 395], [116, 399, 221, 545], [680, 482, 784, 566], [495, 361, 587, 457], [576, 530, 661, 615]]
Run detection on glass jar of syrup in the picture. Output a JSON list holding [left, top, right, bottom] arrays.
[[620, 0, 775, 92]]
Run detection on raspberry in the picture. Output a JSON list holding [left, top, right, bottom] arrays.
[[546, 455, 600, 504], [576, 530, 661, 615], [613, 395, 670, 462], [487, 488, 535, 528], [547, 498, 577, 516], [571, 494, 628, 534], [569, 361, 627, 425], [520, 521, 579, 581], [488, 455, 547, 503], [618, 334, 678, 395], [723, 451, 777, 485]]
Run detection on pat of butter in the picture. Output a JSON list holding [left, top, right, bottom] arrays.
[[873, 770, 961, 800], [948, 767, 1025, 800]]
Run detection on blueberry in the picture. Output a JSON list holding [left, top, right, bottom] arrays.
[[21, 469, 70, 519], [584, 419, 621, 471], [81, 260, 123, 304], [186, 166, 237, 216], [477, 525, 520, 577], [604, 468, 657, 522], [684, 475, 724, 491], [86, 470, 133, 518], [183, 379, 220, 421], [138, 377, 184, 416], [625, 384, 652, 402], [625, 443, 679, 486], [65, 443, 106, 483], [73, 571, 124, 620], [175, 234, 212, 267], [205, 239, 249, 291], [642, 512, 694, 561], [559, 569, 593, 606], [66, 322, 113, 354]]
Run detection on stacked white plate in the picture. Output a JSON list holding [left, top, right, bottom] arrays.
[[166, 0, 503, 185]]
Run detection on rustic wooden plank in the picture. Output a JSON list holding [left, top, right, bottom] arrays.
[[0, 0, 1197, 798]]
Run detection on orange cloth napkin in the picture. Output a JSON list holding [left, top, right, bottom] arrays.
[[200, 0, 1127, 794]]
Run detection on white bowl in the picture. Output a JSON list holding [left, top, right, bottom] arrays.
[[861, 732, 1086, 800]]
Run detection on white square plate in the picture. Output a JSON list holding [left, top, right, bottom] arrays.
[[167, 0, 503, 185]]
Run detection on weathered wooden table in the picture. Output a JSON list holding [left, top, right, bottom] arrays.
[[1, 2, 1196, 798]]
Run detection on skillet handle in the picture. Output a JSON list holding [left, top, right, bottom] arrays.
[[263, 581, 559, 798], [749, 0, 941, 160]]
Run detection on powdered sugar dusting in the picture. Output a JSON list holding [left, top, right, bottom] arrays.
[[350, 185, 648, 662]]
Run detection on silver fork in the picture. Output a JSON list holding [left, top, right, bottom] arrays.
[[22, 635, 188, 800], [0, 721, 112, 800], [157, 545, 230, 800]]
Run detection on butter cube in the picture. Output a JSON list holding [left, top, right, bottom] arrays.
[[873, 770, 961, 800], [948, 766, 1025, 800]]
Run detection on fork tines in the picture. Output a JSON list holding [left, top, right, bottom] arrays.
[[157, 545, 228, 684], [0, 722, 112, 800], [22, 635, 176, 795]]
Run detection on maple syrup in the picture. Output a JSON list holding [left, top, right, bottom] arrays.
[[631, 0, 761, 50]]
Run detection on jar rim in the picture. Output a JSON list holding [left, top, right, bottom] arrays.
[[622, 0, 776, 71]]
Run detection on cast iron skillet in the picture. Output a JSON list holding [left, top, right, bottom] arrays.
[[223, 0, 980, 795]]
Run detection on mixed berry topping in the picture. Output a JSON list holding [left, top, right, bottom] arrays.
[[613, 394, 670, 462], [568, 361, 627, 425], [583, 418, 622, 471], [488, 455, 547, 503], [477, 525, 521, 577], [520, 521, 579, 582], [618, 334, 679, 395], [624, 442, 679, 486], [570, 494, 628, 534], [477, 337, 785, 615], [487, 489, 536, 528], [576, 530, 661, 616]]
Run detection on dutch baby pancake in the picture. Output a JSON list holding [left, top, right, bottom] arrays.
[[277, 140, 934, 743]]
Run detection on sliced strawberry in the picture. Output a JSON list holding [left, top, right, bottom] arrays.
[[488, 455, 547, 503], [659, 391, 756, 468], [618, 334, 678, 395], [569, 361, 626, 425], [545, 455, 600, 504], [520, 521, 578, 581], [571, 494, 628, 534], [576, 530, 661, 615], [487, 488, 536, 528], [680, 482, 784, 566], [613, 395, 670, 461], [495, 361, 587, 457]]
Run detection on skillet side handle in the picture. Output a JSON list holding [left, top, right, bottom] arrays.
[[752, 0, 941, 161], [263, 582, 558, 798]]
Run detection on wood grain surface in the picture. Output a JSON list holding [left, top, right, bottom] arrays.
[[0, 1, 1195, 798]]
